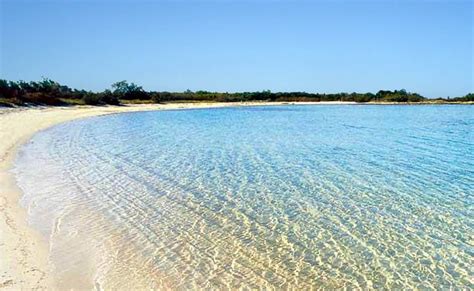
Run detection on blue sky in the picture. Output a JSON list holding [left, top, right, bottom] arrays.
[[1, 0, 472, 97]]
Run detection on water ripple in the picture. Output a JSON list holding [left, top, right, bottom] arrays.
[[15, 105, 474, 289]]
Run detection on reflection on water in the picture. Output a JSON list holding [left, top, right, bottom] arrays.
[[15, 105, 474, 289]]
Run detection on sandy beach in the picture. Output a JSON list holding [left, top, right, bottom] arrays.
[[2, 1, 470, 287], [0, 101, 354, 289]]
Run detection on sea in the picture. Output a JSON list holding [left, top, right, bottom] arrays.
[[14, 105, 473, 289]]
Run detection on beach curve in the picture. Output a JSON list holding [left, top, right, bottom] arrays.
[[0, 101, 348, 289], [0, 103, 247, 289]]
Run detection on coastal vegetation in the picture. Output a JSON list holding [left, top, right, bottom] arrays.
[[0, 78, 472, 107]]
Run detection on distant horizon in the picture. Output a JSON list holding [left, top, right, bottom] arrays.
[[1, 0, 472, 98]]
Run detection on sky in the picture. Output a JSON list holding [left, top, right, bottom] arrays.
[[1, 0, 472, 98]]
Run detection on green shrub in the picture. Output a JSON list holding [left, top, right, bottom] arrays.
[[100, 90, 120, 105], [82, 93, 103, 105]]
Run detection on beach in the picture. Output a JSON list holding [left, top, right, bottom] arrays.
[[1, 102, 472, 289], [2, 0, 471, 288], [0, 103, 226, 289], [0, 101, 341, 289]]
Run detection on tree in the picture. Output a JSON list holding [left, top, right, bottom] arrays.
[[100, 89, 120, 105], [111, 80, 150, 100]]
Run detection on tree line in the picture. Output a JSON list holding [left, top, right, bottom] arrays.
[[0, 78, 472, 106]]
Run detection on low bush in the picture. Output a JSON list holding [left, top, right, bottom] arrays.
[[82, 93, 103, 105]]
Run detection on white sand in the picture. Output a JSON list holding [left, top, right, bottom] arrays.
[[0, 101, 353, 289]]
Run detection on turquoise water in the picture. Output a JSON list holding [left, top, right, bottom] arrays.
[[15, 105, 473, 289]]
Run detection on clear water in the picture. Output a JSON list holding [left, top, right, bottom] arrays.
[[15, 105, 474, 289]]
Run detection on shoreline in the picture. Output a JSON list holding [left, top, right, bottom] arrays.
[[0, 101, 471, 289], [0, 101, 341, 289]]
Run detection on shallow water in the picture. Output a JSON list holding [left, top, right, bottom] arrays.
[[15, 105, 473, 289]]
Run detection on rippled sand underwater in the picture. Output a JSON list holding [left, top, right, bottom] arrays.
[[15, 105, 473, 289]]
